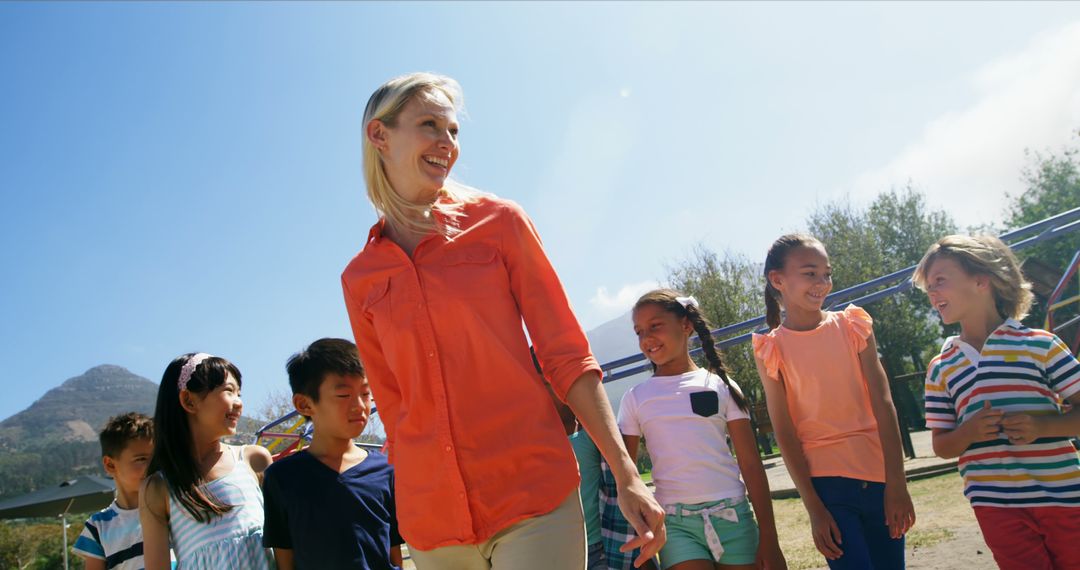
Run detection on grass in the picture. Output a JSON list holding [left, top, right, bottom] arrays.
[[772, 472, 977, 570]]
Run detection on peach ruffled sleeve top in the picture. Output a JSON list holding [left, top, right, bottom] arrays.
[[752, 305, 886, 483]]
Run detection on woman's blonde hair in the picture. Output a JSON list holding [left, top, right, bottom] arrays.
[[913, 234, 1034, 320], [362, 72, 478, 235]]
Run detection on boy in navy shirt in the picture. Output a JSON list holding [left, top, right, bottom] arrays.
[[263, 338, 403, 570]]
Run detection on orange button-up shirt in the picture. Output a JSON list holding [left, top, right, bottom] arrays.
[[341, 195, 600, 550]]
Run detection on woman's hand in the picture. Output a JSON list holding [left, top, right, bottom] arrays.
[[616, 477, 667, 568], [808, 502, 843, 561]]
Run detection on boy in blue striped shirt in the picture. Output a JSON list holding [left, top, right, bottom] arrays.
[[74, 412, 154, 570]]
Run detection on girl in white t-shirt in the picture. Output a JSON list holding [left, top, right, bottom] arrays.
[[618, 289, 786, 570]]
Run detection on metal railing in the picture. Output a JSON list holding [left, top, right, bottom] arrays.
[[601, 207, 1080, 383]]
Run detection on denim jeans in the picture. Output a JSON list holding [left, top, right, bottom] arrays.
[[811, 476, 905, 570]]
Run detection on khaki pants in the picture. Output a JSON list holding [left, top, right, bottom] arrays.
[[411, 490, 586, 570]]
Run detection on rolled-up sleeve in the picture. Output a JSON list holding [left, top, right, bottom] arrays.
[[499, 200, 601, 400]]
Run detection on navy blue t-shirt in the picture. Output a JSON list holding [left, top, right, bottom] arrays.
[[263, 449, 403, 570]]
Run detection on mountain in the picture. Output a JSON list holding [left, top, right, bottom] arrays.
[[0, 365, 159, 499], [0, 365, 158, 447]]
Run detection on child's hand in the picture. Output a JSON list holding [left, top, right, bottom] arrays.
[[884, 482, 915, 539], [960, 401, 1005, 444], [755, 539, 787, 570], [808, 502, 843, 561], [1000, 412, 1043, 445]]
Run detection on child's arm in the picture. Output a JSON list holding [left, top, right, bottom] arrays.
[[1001, 392, 1080, 444], [729, 418, 786, 570], [272, 548, 294, 570], [931, 401, 1005, 458], [243, 444, 273, 479], [1001, 336, 1080, 444], [390, 545, 403, 566], [755, 356, 842, 561], [79, 556, 105, 570], [138, 473, 172, 570], [567, 376, 665, 567], [858, 332, 916, 538]]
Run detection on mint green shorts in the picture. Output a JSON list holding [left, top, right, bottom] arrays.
[[659, 497, 759, 568]]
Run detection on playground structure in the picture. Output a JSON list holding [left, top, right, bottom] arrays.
[[256, 207, 1080, 457]]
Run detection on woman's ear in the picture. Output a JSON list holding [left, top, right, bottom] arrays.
[[366, 119, 390, 152]]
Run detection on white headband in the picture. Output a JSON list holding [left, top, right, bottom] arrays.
[[676, 296, 698, 309], [177, 353, 213, 392]]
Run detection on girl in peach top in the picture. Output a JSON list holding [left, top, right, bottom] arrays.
[[750, 234, 914, 570]]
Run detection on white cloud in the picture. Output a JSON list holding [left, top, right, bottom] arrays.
[[588, 280, 660, 321], [852, 21, 1080, 228]]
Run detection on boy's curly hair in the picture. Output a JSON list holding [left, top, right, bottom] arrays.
[[99, 412, 153, 458]]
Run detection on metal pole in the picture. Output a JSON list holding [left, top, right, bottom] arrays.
[[61, 498, 74, 570]]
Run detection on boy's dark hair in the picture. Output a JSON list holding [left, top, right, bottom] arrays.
[[100, 412, 154, 458], [287, 338, 366, 403]]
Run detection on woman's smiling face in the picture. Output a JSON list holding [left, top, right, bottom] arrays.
[[375, 89, 460, 204]]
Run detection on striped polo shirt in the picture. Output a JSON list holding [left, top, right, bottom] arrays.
[[924, 319, 1080, 508], [73, 501, 145, 570]]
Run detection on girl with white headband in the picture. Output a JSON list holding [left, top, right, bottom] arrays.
[[139, 353, 275, 570], [617, 289, 786, 570]]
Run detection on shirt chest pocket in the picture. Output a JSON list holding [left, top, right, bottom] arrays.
[[689, 390, 720, 418], [432, 244, 507, 299], [362, 278, 397, 354]]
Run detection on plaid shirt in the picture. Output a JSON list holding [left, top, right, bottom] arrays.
[[599, 460, 642, 570]]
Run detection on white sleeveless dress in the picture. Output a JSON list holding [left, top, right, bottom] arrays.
[[168, 445, 275, 570]]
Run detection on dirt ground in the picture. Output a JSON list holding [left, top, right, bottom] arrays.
[[787, 472, 995, 570]]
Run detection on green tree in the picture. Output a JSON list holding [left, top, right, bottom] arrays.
[[809, 186, 955, 376], [1005, 144, 1080, 327], [808, 187, 957, 429]]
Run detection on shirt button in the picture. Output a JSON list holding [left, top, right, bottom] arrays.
[[428, 351, 435, 358], [445, 445, 452, 452], [459, 492, 466, 499]]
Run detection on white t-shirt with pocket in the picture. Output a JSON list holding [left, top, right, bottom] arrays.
[[617, 368, 750, 506]]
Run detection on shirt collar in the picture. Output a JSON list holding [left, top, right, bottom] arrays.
[[365, 195, 461, 245], [942, 318, 1025, 351], [367, 217, 388, 244]]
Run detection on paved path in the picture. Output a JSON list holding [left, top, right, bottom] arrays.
[[764, 429, 957, 498]]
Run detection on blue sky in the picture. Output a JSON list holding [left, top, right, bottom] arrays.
[[3, 2, 1079, 421]]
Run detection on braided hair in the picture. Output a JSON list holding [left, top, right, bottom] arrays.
[[634, 289, 747, 411]]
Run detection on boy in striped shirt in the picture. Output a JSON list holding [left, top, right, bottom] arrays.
[[74, 413, 154, 570], [915, 235, 1080, 570]]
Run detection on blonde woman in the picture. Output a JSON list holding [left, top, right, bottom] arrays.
[[915, 234, 1080, 570], [341, 72, 665, 570]]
